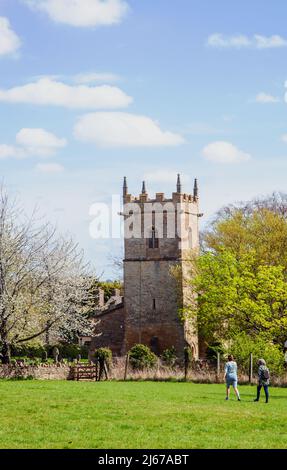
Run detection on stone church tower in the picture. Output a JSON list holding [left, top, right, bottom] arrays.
[[122, 175, 201, 358]]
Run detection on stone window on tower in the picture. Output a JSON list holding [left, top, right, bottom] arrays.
[[188, 227, 193, 248], [163, 210, 167, 238], [129, 210, 134, 232], [148, 227, 159, 249]]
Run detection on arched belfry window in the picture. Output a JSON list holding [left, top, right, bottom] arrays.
[[148, 226, 159, 249]]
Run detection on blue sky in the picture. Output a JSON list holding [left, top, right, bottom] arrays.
[[1, 0, 287, 278]]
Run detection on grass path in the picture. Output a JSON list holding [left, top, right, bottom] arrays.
[[0, 380, 287, 449]]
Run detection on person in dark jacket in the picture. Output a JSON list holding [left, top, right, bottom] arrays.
[[254, 358, 270, 403]]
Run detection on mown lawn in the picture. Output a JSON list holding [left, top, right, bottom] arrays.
[[0, 380, 286, 449]]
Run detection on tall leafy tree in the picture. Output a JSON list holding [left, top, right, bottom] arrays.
[[186, 251, 287, 345], [182, 193, 287, 349]]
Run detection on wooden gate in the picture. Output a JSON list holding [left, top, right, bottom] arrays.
[[71, 362, 109, 381], [72, 364, 98, 381]]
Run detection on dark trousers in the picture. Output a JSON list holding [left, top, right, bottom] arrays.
[[256, 384, 269, 402]]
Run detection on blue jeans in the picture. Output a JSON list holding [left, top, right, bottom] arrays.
[[257, 384, 269, 402]]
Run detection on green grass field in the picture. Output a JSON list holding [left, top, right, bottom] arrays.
[[0, 380, 287, 449]]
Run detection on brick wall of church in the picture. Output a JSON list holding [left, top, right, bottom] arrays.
[[89, 305, 125, 356]]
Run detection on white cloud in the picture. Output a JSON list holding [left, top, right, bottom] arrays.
[[74, 72, 120, 84], [35, 163, 64, 173], [207, 33, 287, 49], [256, 92, 280, 103], [0, 77, 132, 109], [24, 0, 129, 27], [207, 34, 251, 49], [281, 134, 287, 143], [16, 128, 67, 156], [202, 141, 251, 164], [0, 17, 21, 56], [0, 128, 67, 159], [74, 112, 185, 147], [254, 34, 287, 49], [0, 144, 25, 159]]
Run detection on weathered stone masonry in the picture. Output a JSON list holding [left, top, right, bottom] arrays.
[[90, 175, 201, 358], [0, 364, 72, 380]]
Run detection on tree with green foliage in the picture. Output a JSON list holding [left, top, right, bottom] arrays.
[[87, 279, 122, 308], [185, 250, 287, 346], [202, 194, 287, 270], [97, 280, 123, 302], [181, 193, 287, 365]]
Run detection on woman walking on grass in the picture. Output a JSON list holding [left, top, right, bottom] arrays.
[[254, 359, 270, 404], [224, 355, 241, 401]]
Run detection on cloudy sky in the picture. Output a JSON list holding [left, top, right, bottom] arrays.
[[1, 0, 287, 278]]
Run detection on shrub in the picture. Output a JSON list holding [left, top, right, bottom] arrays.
[[94, 348, 112, 366], [184, 346, 194, 365], [161, 347, 177, 367], [47, 343, 89, 360], [57, 344, 81, 360], [225, 332, 284, 376], [11, 343, 45, 359], [129, 344, 157, 370], [11, 342, 89, 362]]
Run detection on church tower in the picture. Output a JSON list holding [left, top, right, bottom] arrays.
[[122, 175, 201, 357]]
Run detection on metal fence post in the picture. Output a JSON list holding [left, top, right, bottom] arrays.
[[184, 348, 190, 381], [124, 353, 129, 381], [217, 352, 220, 381], [249, 353, 253, 384]]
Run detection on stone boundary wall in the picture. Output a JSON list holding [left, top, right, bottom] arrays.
[[0, 364, 72, 380], [1, 363, 287, 386]]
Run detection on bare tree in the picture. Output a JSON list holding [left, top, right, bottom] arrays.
[[0, 187, 95, 363], [107, 249, 124, 280], [210, 191, 287, 222]]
